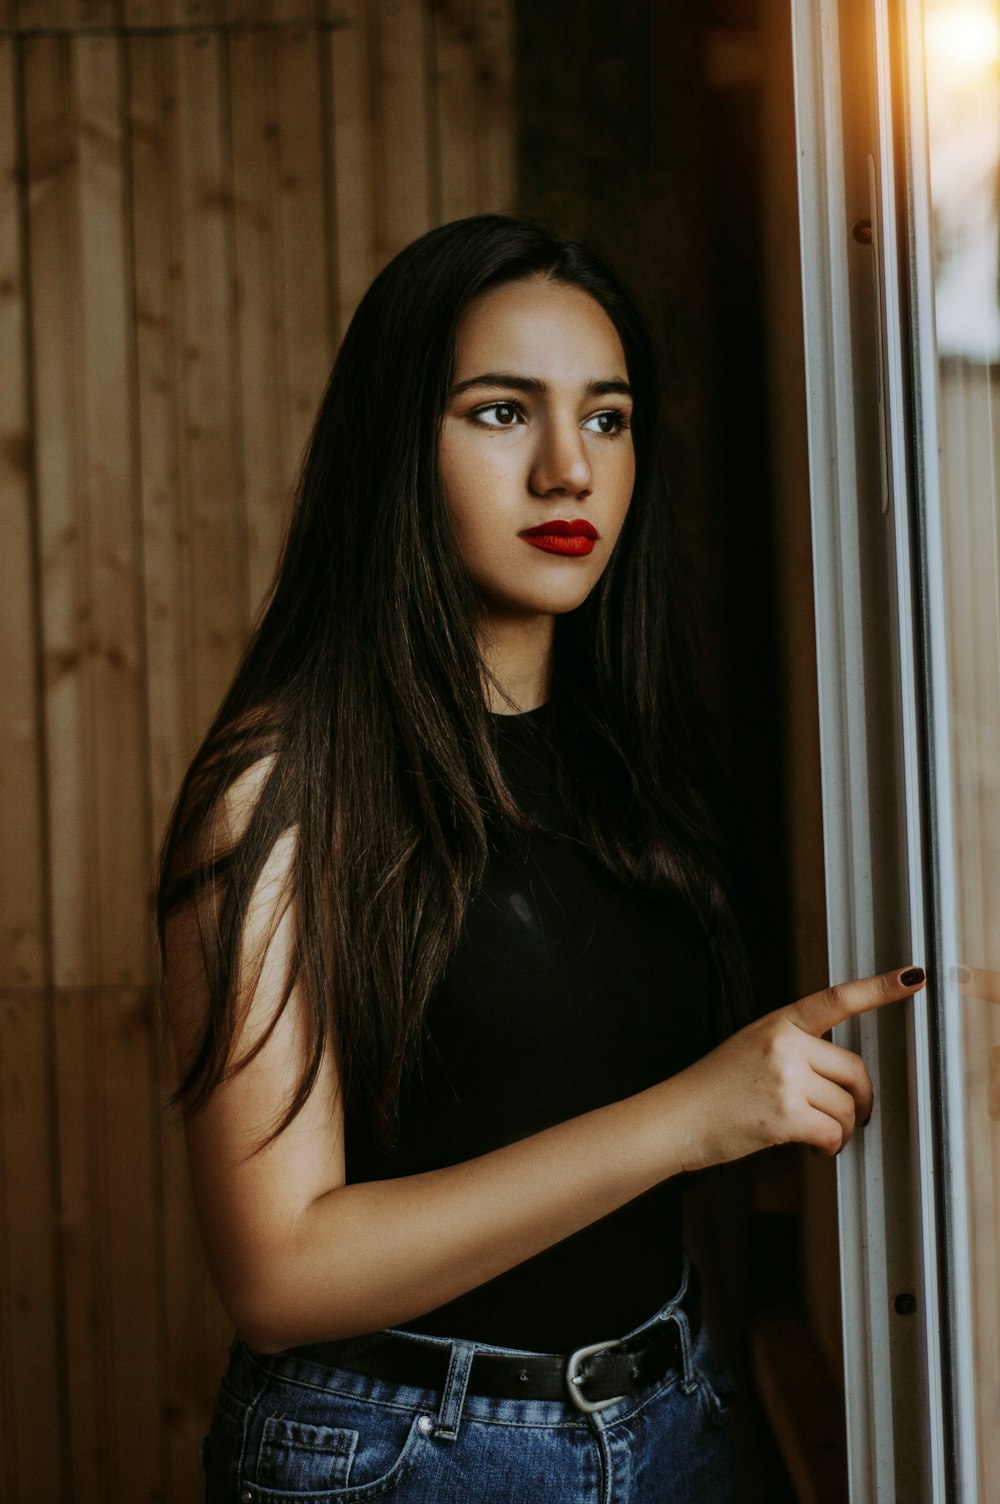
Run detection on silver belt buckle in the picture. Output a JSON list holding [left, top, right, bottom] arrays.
[[564, 1337, 627, 1415]]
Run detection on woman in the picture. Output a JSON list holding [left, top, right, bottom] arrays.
[[159, 215, 924, 1503]]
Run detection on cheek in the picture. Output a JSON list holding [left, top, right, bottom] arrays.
[[439, 438, 519, 545]]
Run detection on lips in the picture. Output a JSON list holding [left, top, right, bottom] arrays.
[[519, 518, 599, 557]]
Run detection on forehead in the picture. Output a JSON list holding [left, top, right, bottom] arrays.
[[454, 277, 628, 381]]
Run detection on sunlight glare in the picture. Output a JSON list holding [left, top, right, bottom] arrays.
[[925, 2, 1000, 81]]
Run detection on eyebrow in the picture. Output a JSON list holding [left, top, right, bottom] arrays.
[[450, 372, 632, 398]]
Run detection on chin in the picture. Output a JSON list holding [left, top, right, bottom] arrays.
[[479, 588, 597, 622], [480, 560, 605, 616]]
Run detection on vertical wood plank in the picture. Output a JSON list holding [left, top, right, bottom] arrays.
[[225, 0, 317, 24], [327, 0, 379, 333], [128, 34, 246, 1495], [473, 0, 513, 212], [4, 13, 518, 1504], [53, 988, 163, 1504], [230, 25, 333, 612], [156, 1051, 231, 1504], [16, 0, 120, 33], [431, 0, 478, 223], [0, 40, 47, 990], [130, 31, 247, 851], [0, 992, 64, 1503], [24, 35, 149, 990], [375, 0, 433, 260], [122, 0, 220, 30]]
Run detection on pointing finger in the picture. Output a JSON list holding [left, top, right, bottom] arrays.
[[783, 967, 925, 1038]]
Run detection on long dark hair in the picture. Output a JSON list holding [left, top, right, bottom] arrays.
[[157, 214, 750, 1145]]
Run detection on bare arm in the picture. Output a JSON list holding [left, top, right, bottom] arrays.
[[166, 808, 925, 1354]]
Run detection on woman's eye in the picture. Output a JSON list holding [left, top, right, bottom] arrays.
[[473, 401, 523, 428], [583, 409, 630, 436]]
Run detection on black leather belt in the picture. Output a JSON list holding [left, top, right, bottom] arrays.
[[298, 1271, 702, 1416]]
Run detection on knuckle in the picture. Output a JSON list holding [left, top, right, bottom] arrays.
[[763, 1020, 797, 1065], [824, 983, 845, 1014]]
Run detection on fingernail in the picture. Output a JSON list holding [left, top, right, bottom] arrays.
[[950, 964, 972, 984], [900, 967, 925, 987], [863, 1106, 874, 1128]]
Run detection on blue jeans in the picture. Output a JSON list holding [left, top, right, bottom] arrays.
[[202, 1261, 738, 1503]]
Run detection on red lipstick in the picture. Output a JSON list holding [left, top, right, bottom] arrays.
[[519, 519, 599, 557]]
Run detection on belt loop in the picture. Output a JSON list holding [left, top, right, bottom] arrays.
[[659, 1254, 697, 1393], [435, 1340, 475, 1441]]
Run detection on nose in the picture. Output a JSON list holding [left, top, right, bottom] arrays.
[[528, 416, 593, 499]]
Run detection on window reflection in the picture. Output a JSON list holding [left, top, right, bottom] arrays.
[[925, 2, 1000, 1493], [926, 3, 1000, 356]]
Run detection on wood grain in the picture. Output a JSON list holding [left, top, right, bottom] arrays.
[[3, 11, 515, 1501], [25, 35, 150, 991], [129, 30, 247, 851], [122, 0, 220, 31], [128, 32, 247, 1497], [374, 0, 433, 261], [53, 988, 163, 1504], [0, 991, 64, 1502], [16, 0, 120, 33], [225, 0, 317, 26], [0, 40, 47, 990], [473, 0, 513, 212], [327, 0, 379, 333], [157, 1033, 231, 1504], [431, 0, 476, 224], [230, 23, 333, 614]]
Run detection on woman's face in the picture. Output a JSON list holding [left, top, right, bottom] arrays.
[[438, 277, 636, 625]]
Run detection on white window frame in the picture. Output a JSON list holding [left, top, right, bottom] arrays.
[[788, 0, 968, 1497]]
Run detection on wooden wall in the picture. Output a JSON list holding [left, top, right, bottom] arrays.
[[0, 3, 512, 1499]]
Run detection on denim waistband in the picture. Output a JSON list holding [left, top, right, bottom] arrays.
[[224, 1254, 700, 1434]]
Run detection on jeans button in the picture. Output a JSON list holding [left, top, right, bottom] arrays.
[[240, 1490, 253, 1503]]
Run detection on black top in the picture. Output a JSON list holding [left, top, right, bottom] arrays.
[[345, 702, 718, 1353]]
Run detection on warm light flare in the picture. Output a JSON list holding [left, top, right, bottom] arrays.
[[925, 2, 1000, 80]]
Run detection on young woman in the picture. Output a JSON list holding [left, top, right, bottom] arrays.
[[159, 215, 924, 1504]]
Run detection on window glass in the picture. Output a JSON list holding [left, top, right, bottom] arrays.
[[923, 2, 1000, 1492]]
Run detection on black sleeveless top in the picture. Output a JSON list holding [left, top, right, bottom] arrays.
[[345, 703, 718, 1353]]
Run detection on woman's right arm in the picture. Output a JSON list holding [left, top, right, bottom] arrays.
[[166, 803, 924, 1355]]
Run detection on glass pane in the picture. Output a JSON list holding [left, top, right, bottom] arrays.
[[923, 2, 1000, 1493]]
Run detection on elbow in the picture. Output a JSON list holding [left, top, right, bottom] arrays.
[[234, 1312, 297, 1356], [222, 1265, 320, 1354], [214, 1250, 365, 1353], [230, 1299, 371, 1355], [205, 1245, 310, 1354], [202, 1189, 375, 1350]]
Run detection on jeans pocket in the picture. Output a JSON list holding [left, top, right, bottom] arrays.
[[256, 1416, 358, 1491], [243, 1395, 431, 1502]]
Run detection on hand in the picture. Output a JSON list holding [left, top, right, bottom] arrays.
[[676, 967, 926, 1170]]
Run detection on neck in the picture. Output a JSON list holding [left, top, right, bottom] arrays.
[[476, 611, 554, 714]]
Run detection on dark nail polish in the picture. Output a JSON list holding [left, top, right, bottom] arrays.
[[900, 967, 925, 987], [862, 1106, 874, 1128]]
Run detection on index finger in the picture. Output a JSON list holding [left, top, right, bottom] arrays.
[[783, 967, 926, 1037]]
